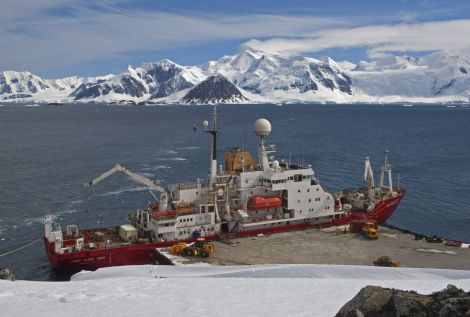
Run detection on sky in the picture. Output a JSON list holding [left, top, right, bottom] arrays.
[[1, 0, 470, 78]]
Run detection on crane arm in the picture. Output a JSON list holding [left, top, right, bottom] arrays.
[[84, 163, 169, 211], [84, 163, 166, 194]]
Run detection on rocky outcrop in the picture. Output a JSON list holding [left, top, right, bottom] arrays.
[[182, 75, 248, 104], [0, 268, 15, 281], [336, 284, 470, 317]]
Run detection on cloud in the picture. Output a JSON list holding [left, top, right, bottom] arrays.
[[0, 1, 351, 75], [2, 1, 469, 76], [243, 19, 470, 58]]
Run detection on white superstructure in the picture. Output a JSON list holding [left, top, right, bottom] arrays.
[[107, 107, 344, 242]]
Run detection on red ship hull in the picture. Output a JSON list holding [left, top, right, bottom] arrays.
[[45, 192, 405, 272], [349, 191, 406, 224], [44, 235, 217, 272]]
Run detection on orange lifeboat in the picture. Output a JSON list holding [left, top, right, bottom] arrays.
[[153, 210, 177, 218], [248, 195, 282, 211]]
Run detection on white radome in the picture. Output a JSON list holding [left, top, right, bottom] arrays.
[[253, 118, 271, 137]]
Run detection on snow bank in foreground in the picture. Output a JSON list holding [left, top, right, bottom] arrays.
[[1, 264, 470, 317]]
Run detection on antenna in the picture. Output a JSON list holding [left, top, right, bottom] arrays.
[[242, 124, 246, 152], [204, 105, 219, 185], [242, 125, 246, 172], [380, 148, 393, 193], [252, 118, 272, 171]]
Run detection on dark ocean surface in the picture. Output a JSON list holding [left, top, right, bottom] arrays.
[[0, 103, 469, 280]]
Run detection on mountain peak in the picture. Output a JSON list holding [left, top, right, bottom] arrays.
[[182, 75, 248, 104], [2, 49, 470, 104]]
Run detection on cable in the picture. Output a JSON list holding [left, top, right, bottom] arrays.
[[0, 238, 42, 258]]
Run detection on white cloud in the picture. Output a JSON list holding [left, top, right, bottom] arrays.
[[2, 1, 469, 76], [0, 1, 351, 75], [243, 19, 470, 58]]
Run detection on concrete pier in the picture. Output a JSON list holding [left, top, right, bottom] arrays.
[[178, 226, 470, 270]]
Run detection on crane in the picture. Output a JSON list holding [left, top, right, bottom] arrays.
[[84, 163, 169, 211]]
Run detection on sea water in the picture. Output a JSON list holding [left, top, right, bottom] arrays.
[[0, 103, 469, 280]]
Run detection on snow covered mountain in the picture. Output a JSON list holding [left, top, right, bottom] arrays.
[[0, 71, 106, 103], [1, 50, 469, 104], [70, 60, 205, 103]]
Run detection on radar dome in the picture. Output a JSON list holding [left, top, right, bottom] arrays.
[[253, 118, 271, 137]]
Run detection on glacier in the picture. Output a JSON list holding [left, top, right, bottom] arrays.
[[1, 50, 469, 105]]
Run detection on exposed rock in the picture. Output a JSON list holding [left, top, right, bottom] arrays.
[[182, 75, 248, 104], [336, 284, 470, 317], [433, 79, 457, 95], [0, 268, 15, 281]]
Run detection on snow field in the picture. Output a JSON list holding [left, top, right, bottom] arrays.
[[1, 264, 470, 317]]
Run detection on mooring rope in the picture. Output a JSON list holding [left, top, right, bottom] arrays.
[[0, 238, 42, 258]]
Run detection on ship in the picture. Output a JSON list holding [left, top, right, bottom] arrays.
[[43, 107, 406, 272]]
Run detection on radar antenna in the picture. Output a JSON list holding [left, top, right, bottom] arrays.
[[252, 118, 272, 171]]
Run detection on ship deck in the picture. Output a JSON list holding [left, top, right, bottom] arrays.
[[78, 227, 129, 249]]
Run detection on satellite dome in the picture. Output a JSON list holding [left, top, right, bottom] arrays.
[[253, 118, 271, 137]]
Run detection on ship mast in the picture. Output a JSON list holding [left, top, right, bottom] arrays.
[[204, 106, 218, 186], [364, 156, 375, 198], [380, 150, 393, 193]]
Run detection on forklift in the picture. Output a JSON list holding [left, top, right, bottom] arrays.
[[169, 238, 216, 258]]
